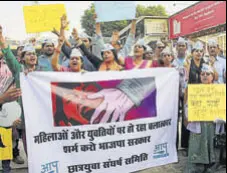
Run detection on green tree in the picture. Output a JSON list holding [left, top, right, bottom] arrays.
[[136, 5, 168, 17], [81, 3, 168, 37]]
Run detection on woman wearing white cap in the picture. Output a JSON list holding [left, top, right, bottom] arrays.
[[58, 16, 96, 72], [76, 31, 156, 70], [182, 41, 207, 149], [160, 47, 174, 68], [153, 40, 166, 60], [185, 41, 206, 84], [123, 39, 156, 69], [52, 36, 84, 72], [99, 44, 123, 71], [144, 45, 154, 60], [72, 28, 123, 71], [184, 64, 225, 173]]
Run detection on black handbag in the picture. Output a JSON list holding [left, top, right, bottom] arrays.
[[214, 133, 226, 148]]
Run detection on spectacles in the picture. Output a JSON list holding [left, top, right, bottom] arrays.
[[135, 45, 143, 49], [82, 40, 89, 43], [201, 72, 211, 76], [195, 50, 203, 53], [158, 47, 165, 49], [25, 52, 36, 56]]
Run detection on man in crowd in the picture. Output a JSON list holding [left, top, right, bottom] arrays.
[[172, 37, 189, 150], [207, 39, 226, 84], [38, 39, 55, 71]]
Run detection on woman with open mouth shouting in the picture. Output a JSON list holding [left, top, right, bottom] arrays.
[[52, 36, 85, 73]]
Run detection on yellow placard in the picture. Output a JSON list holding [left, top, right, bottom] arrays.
[[23, 4, 67, 33], [188, 84, 226, 121], [0, 127, 12, 160]]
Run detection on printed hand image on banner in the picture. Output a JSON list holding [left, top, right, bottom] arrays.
[[20, 69, 179, 173], [51, 77, 157, 126]]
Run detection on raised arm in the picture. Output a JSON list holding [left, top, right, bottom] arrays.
[[52, 36, 65, 71], [51, 15, 72, 59], [119, 19, 136, 58], [60, 14, 71, 48], [95, 20, 102, 36], [94, 14, 105, 51], [0, 25, 21, 75], [72, 28, 103, 69]]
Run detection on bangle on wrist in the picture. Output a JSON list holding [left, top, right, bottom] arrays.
[[55, 48, 61, 54]]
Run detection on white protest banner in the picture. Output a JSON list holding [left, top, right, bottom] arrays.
[[95, 1, 136, 23], [20, 68, 179, 173]]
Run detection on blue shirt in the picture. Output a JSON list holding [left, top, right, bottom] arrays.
[[214, 56, 226, 84], [38, 54, 69, 71], [172, 57, 185, 68], [38, 54, 53, 71]]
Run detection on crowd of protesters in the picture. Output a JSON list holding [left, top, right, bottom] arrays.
[[0, 14, 226, 173]]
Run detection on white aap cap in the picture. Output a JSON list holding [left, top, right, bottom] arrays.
[[101, 44, 115, 52], [42, 38, 55, 45], [136, 39, 146, 47], [201, 63, 214, 74], [156, 40, 165, 47], [177, 37, 187, 45], [193, 41, 204, 50], [208, 38, 218, 47], [79, 32, 91, 39], [22, 44, 35, 53], [161, 47, 172, 56], [145, 45, 153, 53], [70, 48, 82, 57], [17, 42, 25, 48]]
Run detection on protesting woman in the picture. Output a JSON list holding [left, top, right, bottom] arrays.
[[185, 41, 206, 84], [184, 64, 225, 173], [76, 27, 156, 70], [181, 41, 207, 149], [72, 28, 123, 71], [52, 36, 85, 72], [152, 40, 166, 61], [123, 40, 156, 69], [159, 47, 174, 68]]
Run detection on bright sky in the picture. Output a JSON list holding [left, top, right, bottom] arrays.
[[0, 1, 198, 40]]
